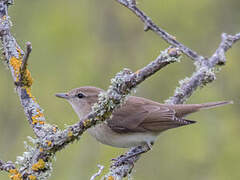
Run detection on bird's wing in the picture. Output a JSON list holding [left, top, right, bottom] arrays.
[[107, 96, 194, 133]]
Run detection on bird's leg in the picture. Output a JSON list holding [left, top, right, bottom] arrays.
[[112, 142, 153, 166]]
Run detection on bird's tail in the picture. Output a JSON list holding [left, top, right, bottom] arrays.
[[173, 101, 233, 117], [196, 101, 233, 110]]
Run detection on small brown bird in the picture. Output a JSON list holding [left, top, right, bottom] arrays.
[[56, 86, 231, 149]]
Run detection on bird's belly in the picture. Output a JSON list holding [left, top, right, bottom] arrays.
[[87, 123, 157, 148]]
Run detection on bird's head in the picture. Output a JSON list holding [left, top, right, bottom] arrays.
[[56, 86, 103, 118]]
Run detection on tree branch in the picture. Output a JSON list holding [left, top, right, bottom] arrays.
[[115, 0, 204, 61], [166, 33, 240, 105]]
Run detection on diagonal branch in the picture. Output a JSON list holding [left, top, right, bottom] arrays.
[[167, 32, 240, 105], [115, 0, 204, 61], [0, 0, 47, 138], [90, 165, 104, 180]]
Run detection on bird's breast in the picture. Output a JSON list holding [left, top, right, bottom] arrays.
[[87, 123, 157, 148]]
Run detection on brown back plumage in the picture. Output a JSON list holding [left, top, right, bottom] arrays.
[[107, 96, 232, 134]]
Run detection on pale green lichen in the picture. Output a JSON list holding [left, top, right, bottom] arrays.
[[91, 69, 133, 125], [104, 164, 133, 180], [16, 137, 38, 172], [198, 67, 216, 87], [15, 136, 53, 180], [165, 76, 191, 104], [165, 65, 217, 105]]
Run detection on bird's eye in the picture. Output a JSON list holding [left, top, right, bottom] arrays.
[[77, 93, 85, 99]]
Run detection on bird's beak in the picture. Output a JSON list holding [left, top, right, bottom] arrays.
[[55, 93, 69, 99]]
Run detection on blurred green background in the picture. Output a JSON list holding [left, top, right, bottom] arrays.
[[1, 0, 240, 179]]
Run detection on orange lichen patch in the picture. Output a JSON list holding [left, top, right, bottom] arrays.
[[32, 119, 38, 125], [20, 68, 33, 87], [28, 175, 37, 180], [32, 159, 45, 171], [46, 140, 52, 147], [10, 56, 33, 87], [39, 121, 45, 125], [9, 169, 18, 174], [31, 109, 45, 125], [10, 57, 22, 80], [32, 120, 44, 126], [68, 131, 73, 137], [36, 109, 44, 117], [9, 174, 22, 180], [9, 169, 22, 180], [108, 176, 114, 180]]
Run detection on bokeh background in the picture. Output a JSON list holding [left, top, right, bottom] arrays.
[[1, 0, 240, 179]]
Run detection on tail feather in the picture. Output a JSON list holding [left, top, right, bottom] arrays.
[[197, 101, 233, 110], [173, 101, 233, 117]]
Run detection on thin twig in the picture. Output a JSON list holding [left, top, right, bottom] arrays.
[[90, 165, 104, 180], [166, 32, 240, 105], [115, 0, 204, 62], [20, 42, 32, 75]]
